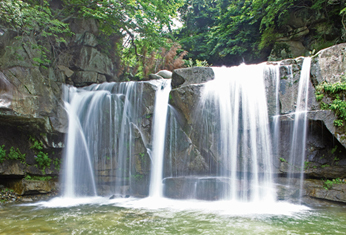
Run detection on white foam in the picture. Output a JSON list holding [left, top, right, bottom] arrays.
[[31, 196, 310, 217]]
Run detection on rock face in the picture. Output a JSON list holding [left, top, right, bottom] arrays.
[[269, 9, 343, 60], [8, 179, 59, 195], [0, 18, 119, 193]]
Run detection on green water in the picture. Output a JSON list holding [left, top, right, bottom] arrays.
[[1, 197, 346, 234]]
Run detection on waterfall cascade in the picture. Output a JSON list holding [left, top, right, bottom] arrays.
[[174, 64, 276, 202], [149, 79, 171, 198], [60, 60, 312, 203], [61, 81, 158, 197]]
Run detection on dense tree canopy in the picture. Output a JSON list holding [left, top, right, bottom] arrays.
[[176, 0, 346, 66]]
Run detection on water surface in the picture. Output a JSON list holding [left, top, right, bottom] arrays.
[[1, 197, 346, 234]]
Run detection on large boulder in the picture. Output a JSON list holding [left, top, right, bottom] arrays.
[[171, 67, 214, 88]]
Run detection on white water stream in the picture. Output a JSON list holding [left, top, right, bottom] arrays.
[[288, 57, 312, 201], [149, 79, 172, 198], [199, 64, 275, 202]]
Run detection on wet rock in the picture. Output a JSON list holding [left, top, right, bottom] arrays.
[[169, 84, 204, 125]]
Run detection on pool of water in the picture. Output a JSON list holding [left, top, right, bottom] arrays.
[[1, 197, 346, 234]]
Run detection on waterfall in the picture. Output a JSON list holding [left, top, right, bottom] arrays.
[[61, 82, 150, 197], [149, 79, 172, 198], [287, 57, 312, 201], [195, 64, 275, 202], [268, 63, 281, 163], [60, 59, 311, 203]]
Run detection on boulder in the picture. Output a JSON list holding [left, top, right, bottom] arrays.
[[171, 67, 214, 88], [311, 43, 346, 84], [156, 70, 172, 79]]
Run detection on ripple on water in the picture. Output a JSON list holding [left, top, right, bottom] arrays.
[[0, 197, 346, 234]]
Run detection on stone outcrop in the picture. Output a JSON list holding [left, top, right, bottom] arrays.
[[0, 18, 119, 193], [304, 179, 346, 204], [7, 179, 59, 195], [171, 67, 214, 88], [269, 8, 343, 60]]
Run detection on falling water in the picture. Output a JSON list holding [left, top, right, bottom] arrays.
[[61, 82, 151, 197], [197, 64, 275, 202], [267, 63, 282, 166], [149, 79, 172, 198], [287, 57, 312, 201]]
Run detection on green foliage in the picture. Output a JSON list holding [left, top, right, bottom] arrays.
[[334, 120, 344, 127], [29, 136, 50, 171], [36, 151, 51, 171], [53, 158, 61, 171], [176, 0, 346, 65], [331, 145, 338, 154], [24, 175, 52, 181], [318, 82, 346, 94], [279, 157, 287, 163], [315, 94, 324, 102], [0, 145, 25, 163], [320, 102, 329, 110], [0, 0, 71, 66], [61, 0, 185, 79], [29, 136, 43, 151], [323, 178, 345, 190], [1, 0, 185, 78], [315, 81, 346, 126], [186, 58, 210, 67], [0, 145, 6, 163], [8, 147, 26, 163]]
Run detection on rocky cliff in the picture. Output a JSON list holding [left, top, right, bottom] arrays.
[[0, 18, 119, 196]]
